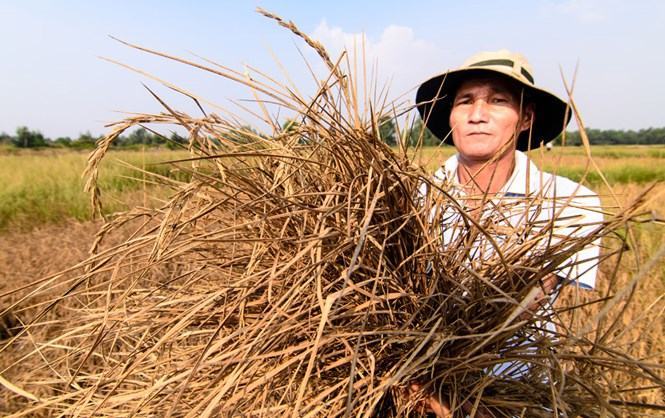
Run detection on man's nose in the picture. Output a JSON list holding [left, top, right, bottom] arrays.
[[469, 100, 489, 123]]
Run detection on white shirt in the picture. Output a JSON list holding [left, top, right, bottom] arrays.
[[432, 150, 603, 290], [426, 151, 603, 379]]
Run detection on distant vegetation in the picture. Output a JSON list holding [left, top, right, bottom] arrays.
[[385, 120, 665, 146], [0, 126, 188, 150], [2, 123, 665, 149], [558, 127, 665, 146]]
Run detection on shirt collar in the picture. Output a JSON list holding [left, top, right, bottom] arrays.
[[438, 150, 540, 197]]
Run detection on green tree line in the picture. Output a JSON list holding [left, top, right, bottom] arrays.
[[555, 127, 665, 145], [2, 123, 665, 149], [382, 119, 665, 147], [0, 127, 188, 150]]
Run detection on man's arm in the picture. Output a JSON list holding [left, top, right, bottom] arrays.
[[519, 273, 560, 321]]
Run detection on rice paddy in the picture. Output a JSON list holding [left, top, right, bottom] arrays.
[[0, 149, 190, 231], [2, 136, 663, 415]]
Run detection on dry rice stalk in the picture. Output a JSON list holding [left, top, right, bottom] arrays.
[[1, 10, 663, 417]]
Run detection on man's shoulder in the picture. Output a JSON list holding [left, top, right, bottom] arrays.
[[432, 154, 458, 183], [535, 166, 603, 226], [541, 168, 599, 201], [517, 151, 597, 200]]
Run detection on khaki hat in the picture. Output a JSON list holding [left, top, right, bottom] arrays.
[[415, 49, 571, 151]]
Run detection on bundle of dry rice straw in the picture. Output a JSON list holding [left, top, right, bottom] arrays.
[[1, 10, 663, 418]]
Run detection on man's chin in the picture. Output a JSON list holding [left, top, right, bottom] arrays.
[[458, 151, 497, 163], [458, 145, 515, 163]]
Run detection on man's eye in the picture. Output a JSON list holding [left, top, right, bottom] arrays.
[[492, 97, 509, 104], [455, 98, 472, 105]]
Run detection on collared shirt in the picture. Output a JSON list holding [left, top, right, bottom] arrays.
[[427, 151, 603, 379], [432, 150, 603, 290]]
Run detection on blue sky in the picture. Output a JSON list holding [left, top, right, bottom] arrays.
[[1, 0, 664, 138]]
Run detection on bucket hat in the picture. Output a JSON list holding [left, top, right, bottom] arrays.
[[415, 50, 571, 151]]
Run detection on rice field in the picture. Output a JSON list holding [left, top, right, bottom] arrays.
[[1, 145, 664, 232], [2, 146, 662, 292], [0, 148, 190, 231], [413, 144, 665, 185], [2, 144, 664, 415]]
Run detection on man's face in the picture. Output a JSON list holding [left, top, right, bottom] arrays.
[[449, 76, 531, 164]]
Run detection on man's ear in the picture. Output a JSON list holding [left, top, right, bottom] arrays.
[[519, 104, 535, 133]]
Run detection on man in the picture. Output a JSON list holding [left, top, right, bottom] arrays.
[[411, 50, 603, 416]]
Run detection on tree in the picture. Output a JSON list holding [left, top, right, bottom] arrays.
[[281, 119, 310, 144], [225, 125, 262, 144], [378, 117, 396, 146], [406, 119, 441, 147], [113, 135, 128, 147], [70, 131, 97, 149], [126, 128, 150, 146], [54, 136, 72, 147], [0, 132, 12, 145], [166, 132, 188, 150], [13, 126, 48, 148], [282, 119, 299, 133]]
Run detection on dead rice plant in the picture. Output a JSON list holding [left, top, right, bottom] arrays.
[[1, 10, 663, 417]]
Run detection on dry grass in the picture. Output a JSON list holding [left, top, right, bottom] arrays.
[[558, 183, 665, 410], [0, 222, 103, 411], [1, 10, 663, 417]]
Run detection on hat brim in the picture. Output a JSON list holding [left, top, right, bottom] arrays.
[[415, 68, 571, 151]]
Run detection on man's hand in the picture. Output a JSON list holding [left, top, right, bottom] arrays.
[[518, 274, 559, 321], [403, 383, 494, 417], [403, 383, 451, 417]]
